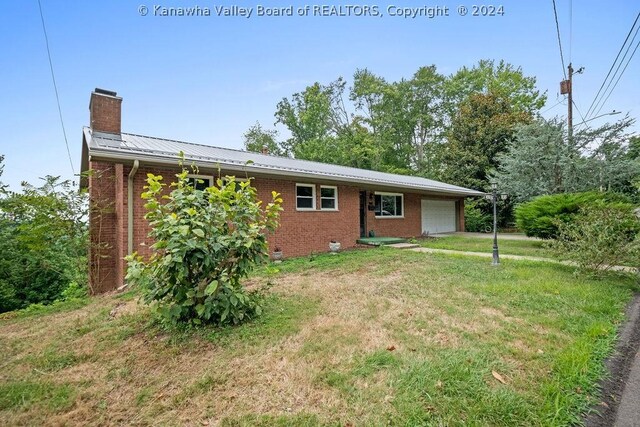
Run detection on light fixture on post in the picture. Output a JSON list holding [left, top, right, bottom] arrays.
[[487, 182, 508, 266]]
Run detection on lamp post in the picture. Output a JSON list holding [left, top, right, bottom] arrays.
[[485, 183, 508, 266]]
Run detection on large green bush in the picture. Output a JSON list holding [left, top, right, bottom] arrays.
[[126, 162, 282, 326], [464, 199, 492, 232], [550, 203, 640, 274], [515, 191, 632, 239], [0, 170, 88, 313]]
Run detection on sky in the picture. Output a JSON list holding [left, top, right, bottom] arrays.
[[0, 0, 638, 191]]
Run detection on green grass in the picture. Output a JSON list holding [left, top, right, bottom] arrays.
[[419, 235, 552, 258], [0, 381, 75, 412], [0, 248, 636, 426]]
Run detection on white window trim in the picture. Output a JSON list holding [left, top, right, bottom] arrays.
[[220, 176, 249, 189], [374, 191, 404, 219], [295, 183, 316, 211], [187, 174, 213, 188], [320, 185, 338, 211]]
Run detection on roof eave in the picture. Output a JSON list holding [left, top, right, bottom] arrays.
[[87, 148, 485, 197]]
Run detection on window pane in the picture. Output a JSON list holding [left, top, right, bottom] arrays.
[[297, 186, 313, 197], [395, 196, 402, 216], [320, 187, 335, 198], [374, 195, 382, 215], [188, 177, 210, 191], [321, 198, 335, 209], [382, 196, 395, 216], [297, 197, 313, 209]]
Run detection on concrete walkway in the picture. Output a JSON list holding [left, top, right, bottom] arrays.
[[409, 247, 638, 273], [430, 232, 540, 241]]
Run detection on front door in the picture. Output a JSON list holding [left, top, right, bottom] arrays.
[[359, 191, 367, 237]]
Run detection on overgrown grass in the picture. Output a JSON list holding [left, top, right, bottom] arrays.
[[0, 248, 636, 426], [419, 235, 552, 258]]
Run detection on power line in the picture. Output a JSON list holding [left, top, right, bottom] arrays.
[[541, 98, 566, 115], [584, 11, 640, 120], [37, 0, 75, 174], [591, 37, 640, 119], [589, 25, 640, 120], [572, 100, 590, 132], [552, 0, 567, 80]]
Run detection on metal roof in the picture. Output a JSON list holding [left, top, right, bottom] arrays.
[[83, 127, 484, 196]]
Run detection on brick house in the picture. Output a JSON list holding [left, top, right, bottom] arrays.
[[80, 89, 483, 293]]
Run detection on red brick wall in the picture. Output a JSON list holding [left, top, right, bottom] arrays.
[[365, 192, 422, 238], [88, 161, 119, 294], [88, 162, 465, 293], [363, 192, 465, 238], [90, 92, 122, 134]]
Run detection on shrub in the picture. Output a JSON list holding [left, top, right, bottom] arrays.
[[464, 199, 493, 232], [515, 191, 632, 239], [126, 161, 282, 327], [550, 203, 640, 274], [0, 175, 88, 313]]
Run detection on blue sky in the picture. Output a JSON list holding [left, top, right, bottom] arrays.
[[0, 1, 638, 190]]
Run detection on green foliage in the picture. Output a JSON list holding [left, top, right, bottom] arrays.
[[441, 91, 532, 191], [550, 203, 640, 274], [126, 159, 282, 327], [0, 164, 88, 313], [443, 59, 546, 115], [242, 122, 286, 157], [464, 199, 493, 232], [244, 60, 544, 183], [515, 191, 632, 239], [494, 116, 640, 202]]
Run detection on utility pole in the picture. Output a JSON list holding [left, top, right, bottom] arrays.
[[567, 63, 573, 144], [560, 64, 583, 145]]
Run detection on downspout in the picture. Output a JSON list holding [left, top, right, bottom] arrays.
[[127, 160, 140, 255]]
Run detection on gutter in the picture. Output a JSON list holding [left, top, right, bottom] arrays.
[[127, 160, 140, 255]]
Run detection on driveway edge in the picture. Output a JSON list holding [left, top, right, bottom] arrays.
[[585, 293, 640, 427]]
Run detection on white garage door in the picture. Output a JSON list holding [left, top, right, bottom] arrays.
[[421, 199, 457, 234]]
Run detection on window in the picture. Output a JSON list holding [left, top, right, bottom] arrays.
[[320, 186, 338, 210], [296, 183, 315, 210], [220, 176, 249, 191], [187, 174, 213, 190], [374, 192, 403, 218]]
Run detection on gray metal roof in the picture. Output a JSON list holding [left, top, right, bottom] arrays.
[[83, 127, 484, 196]]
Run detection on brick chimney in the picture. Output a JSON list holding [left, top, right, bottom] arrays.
[[89, 88, 122, 134]]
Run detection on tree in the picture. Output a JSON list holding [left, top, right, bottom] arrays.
[[275, 78, 352, 163], [494, 117, 640, 202], [0, 172, 88, 313], [126, 159, 282, 326], [582, 118, 640, 196], [243, 122, 286, 156], [442, 91, 532, 191], [444, 59, 546, 115], [243, 60, 545, 184]]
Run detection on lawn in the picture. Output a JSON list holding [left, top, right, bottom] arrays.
[[419, 235, 552, 258], [0, 248, 637, 426]]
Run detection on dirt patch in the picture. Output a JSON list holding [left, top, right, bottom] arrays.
[[585, 293, 640, 427], [108, 300, 140, 319]]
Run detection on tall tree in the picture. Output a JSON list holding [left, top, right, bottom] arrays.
[[243, 122, 286, 156], [445, 59, 546, 115], [493, 116, 639, 202], [442, 92, 532, 191]]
